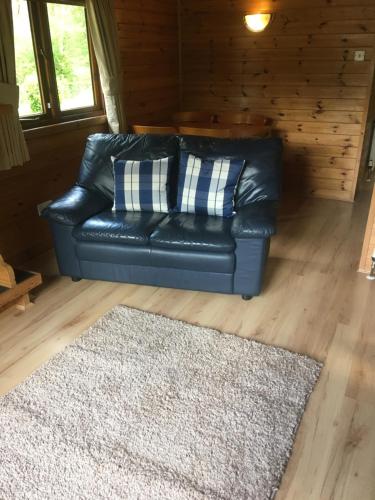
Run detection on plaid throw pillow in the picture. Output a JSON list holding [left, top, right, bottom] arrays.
[[176, 152, 245, 217], [112, 157, 172, 213]]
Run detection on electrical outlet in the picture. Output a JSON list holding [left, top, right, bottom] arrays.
[[354, 50, 365, 62], [37, 200, 52, 216]]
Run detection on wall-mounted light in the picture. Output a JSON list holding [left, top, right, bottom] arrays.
[[244, 13, 273, 33]]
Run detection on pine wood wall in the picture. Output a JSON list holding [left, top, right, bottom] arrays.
[[115, 0, 180, 124], [0, 119, 107, 265], [180, 0, 375, 201]]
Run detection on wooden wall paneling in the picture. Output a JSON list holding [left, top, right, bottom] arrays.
[[115, 0, 179, 125], [0, 119, 107, 265], [184, 33, 375, 51], [183, 1, 375, 14], [180, 0, 375, 201]]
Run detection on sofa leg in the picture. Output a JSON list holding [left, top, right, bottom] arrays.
[[241, 295, 252, 301], [71, 277, 81, 282]]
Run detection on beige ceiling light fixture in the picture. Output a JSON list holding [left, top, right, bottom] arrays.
[[244, 13, 273, 32]]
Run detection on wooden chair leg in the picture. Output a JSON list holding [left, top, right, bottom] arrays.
[[0, 254, 16, 288], [15, 293, 33, 311], [0, 257, 42, 314]]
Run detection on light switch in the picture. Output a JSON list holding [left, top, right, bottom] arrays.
[[354, 50, 365, 62]]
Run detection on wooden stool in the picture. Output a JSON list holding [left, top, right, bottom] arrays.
[[0, 255, 42, 312]]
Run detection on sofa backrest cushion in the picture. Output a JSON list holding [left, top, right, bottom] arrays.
[[178, 136, 283, 206], [77, 134, 282, 208], [77, 134, 179, 203]]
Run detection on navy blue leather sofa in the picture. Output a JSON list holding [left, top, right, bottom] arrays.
[[43, 133, 282, 299]]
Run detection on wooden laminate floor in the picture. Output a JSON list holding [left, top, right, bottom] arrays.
[[0, 190, 374, 499]]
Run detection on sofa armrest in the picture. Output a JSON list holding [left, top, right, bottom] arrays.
[[231, 201, 278, 239], [42, 185, 111, 226]]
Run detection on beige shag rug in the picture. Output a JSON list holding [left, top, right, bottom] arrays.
[[0, 306, 321, 500]]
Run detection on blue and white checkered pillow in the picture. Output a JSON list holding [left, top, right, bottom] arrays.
[[176, 152, 245, 217], [112, 157, 172, 213]]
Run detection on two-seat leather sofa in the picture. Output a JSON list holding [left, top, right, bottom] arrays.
[[43, 133, 282, 299]]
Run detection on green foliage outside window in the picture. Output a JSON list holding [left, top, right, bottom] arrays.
[[12, 0, 94, 117], [48, 3, 94, 111], [12, 0, 43, 115]]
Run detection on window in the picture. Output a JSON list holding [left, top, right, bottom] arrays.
[[12, 0, 102, 128]]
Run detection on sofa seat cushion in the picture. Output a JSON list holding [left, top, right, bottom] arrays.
[[73, 210, 166, 246], [150, 212, 235, 253]]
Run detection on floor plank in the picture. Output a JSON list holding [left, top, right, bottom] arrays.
[[0, 190, 374, 499]]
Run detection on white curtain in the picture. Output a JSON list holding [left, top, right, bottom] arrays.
[[0, 0, 30, 170], [86, 0, 126, 134]]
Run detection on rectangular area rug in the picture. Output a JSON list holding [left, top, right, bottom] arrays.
[[0, 306, 321, 500]]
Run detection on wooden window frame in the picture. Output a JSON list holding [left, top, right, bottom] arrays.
[[18, 0, 103, 129]]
